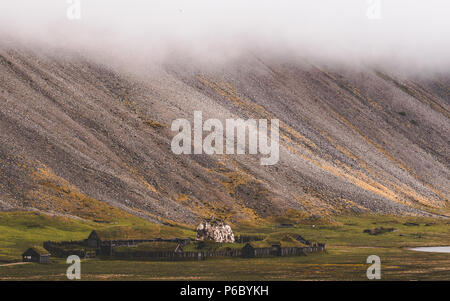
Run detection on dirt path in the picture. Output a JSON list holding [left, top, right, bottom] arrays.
[[0, 262, 30, 267]]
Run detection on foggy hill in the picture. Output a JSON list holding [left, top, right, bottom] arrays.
[[0, 46, 448, 224]]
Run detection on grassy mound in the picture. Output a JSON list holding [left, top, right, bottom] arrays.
[[114, 242, 179, 253], [248, 232, 307, 248]]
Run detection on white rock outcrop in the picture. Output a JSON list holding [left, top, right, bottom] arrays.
[[196, 218, 235, 243]]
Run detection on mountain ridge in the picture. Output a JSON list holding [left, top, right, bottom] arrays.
[[0, 46, 448, 224]]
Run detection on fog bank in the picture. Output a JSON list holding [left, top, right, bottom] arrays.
[[1, 0, 449, 72]]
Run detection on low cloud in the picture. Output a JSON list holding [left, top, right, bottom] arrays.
[[1, 0, 449, 72]]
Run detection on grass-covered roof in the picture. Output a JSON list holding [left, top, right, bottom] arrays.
[[248, 233, 308, 248], [25, 246, 51, 256], [114, 242, 180, 253], [91, 225, 184, 241]]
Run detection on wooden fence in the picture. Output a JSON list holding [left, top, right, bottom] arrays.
[[109, 244, 326, 261], [43, 239, 326, 261], [111, 250, 206, 261]]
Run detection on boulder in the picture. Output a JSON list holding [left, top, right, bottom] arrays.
[[196, 218, 235, 243]]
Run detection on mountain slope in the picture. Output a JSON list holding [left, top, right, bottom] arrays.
[[0, 46, 448, 224]]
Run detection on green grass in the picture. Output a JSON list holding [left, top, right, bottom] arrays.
[[0, 212, 94, 262], [1, 247, 449, 280], [92, 225, 187, 241], [234, 214, 450, 248], [0, 211, 195, 262], [0, 212, 449, 280]]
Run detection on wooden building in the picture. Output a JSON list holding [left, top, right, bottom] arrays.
[[86, 230, 102, 248], [87, 229, 190, 248], [270, 244, 281, 256], [22, 246, 51, 263], [241, 243, 255, 258]]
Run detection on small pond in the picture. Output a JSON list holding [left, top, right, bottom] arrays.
[[409, 246, 450, 253]]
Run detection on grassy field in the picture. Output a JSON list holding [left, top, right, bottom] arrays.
[[2, 246, 449, 280], [0, 211, 449, 280], [0, 211, 194, 262]]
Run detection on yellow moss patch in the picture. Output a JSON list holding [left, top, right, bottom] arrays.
[[27, 165, 136, 222], [126, 165, 158, 193], [175, 193, 190, 202], [221, 171, 254, 196], [143, 119, 166, 129]]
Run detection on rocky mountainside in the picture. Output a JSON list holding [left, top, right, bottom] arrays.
[[0, 45, 448, 224]]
